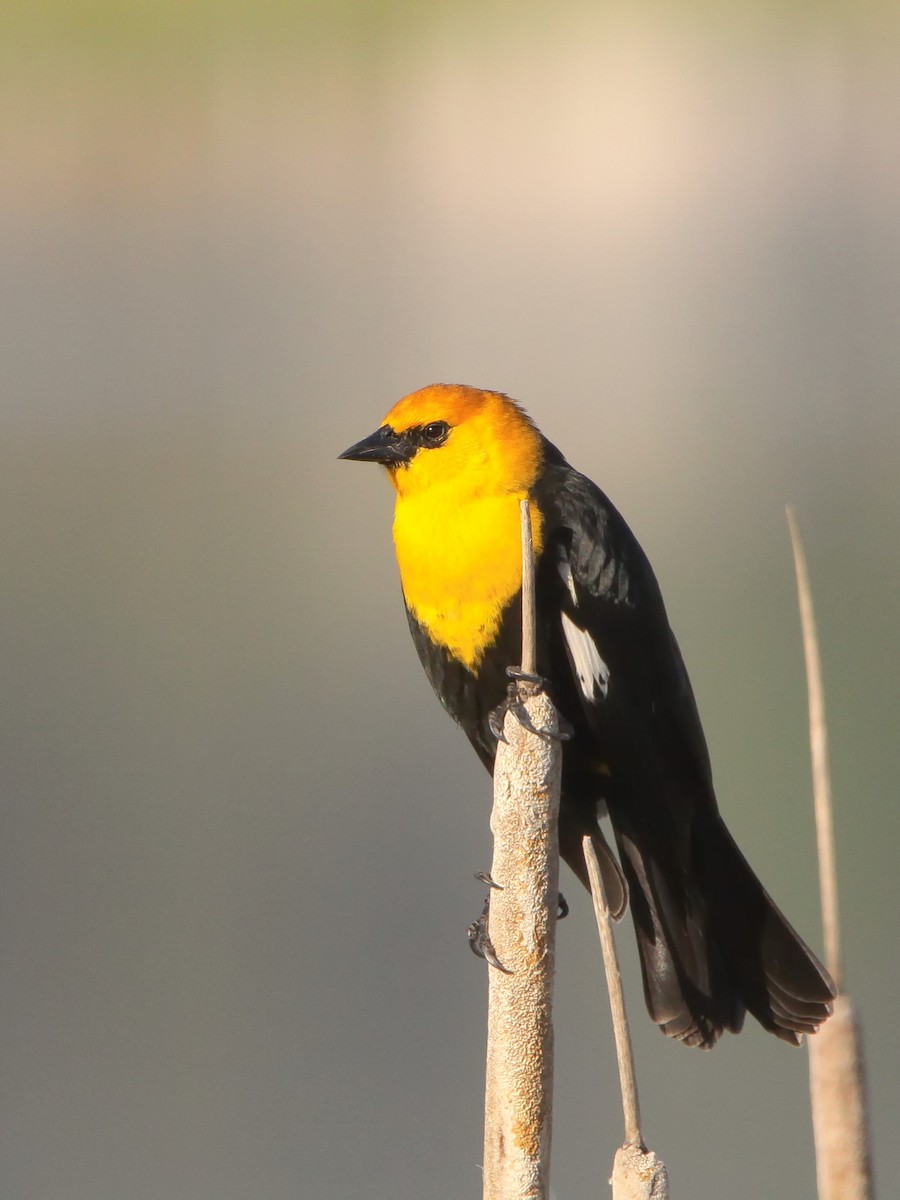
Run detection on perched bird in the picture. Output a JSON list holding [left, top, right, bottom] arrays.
[[339, 384, 834, 1048]]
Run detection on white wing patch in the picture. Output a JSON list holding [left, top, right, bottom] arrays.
[[561, 610, 610, 700], [557, 554, 579, 606]]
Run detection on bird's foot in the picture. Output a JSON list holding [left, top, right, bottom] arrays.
[[467, 886, 511, 973], [474, 870, 503, 890], [467, 875, 568, 971], [488, 668, 574, 743], [505, 666, 547, 691]]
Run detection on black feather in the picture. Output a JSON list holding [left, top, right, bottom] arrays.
[[407, 436, 834, 1047]]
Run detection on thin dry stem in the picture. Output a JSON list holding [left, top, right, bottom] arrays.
[[582, 835, 642, 1149], [520, 498, 537, 676], [585, 837, 669, 1198], [786, 505, 842, 984]]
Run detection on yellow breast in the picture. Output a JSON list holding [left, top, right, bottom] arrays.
[[393, 490, 544, 671]]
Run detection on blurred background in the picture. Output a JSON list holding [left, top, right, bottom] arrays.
[[2, 2, 898, 1197]]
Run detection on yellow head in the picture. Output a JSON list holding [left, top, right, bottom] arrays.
[[338, 384, 543, 501], [339, 384, 545, 669]]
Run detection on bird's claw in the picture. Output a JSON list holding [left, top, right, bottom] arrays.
[[505, 666, 547, 689], [475, 870, 503, 890], [468, 880, 567, 970], [488, 705, 508, 743], [467, 893, 512, 973], [489, 674, 573, 743], [555, 713, 575, 741]]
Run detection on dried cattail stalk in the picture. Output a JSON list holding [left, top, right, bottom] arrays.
[[787, 506, 872, 1200], [482, 500, 562, 1199]]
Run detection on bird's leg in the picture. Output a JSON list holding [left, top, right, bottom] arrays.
[[488, 667, 574, 743]]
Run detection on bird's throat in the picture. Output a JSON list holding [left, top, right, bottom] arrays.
[[393, 491, 543, 672]]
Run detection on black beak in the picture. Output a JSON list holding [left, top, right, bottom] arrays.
[[338, 426, 411, 466]]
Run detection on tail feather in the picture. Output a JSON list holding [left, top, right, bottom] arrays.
[[611, 813, 834, 1049], [694, 814, 835, 1045], [615, 828, 741, 1048]]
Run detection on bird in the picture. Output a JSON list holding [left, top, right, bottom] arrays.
[[339, 383, 835, 1048]]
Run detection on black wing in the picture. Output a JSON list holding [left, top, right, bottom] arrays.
[[534, 442, 834, 1047]]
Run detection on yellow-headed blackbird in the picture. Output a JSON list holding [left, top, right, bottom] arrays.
[[340, 383, 834, 1048]]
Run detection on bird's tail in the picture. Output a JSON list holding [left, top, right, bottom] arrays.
[[615, 812, 835, 1049]]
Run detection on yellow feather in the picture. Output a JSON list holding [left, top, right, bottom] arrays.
[[385, 385, 545, 670], [394, 492, 543, 670]]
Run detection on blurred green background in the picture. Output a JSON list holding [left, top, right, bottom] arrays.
[[2, 2, 898, 1197]]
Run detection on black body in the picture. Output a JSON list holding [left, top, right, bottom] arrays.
[[407, 438, 834, 1047]]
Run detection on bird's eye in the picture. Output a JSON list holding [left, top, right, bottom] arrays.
[[421, 421, 450, 447]]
